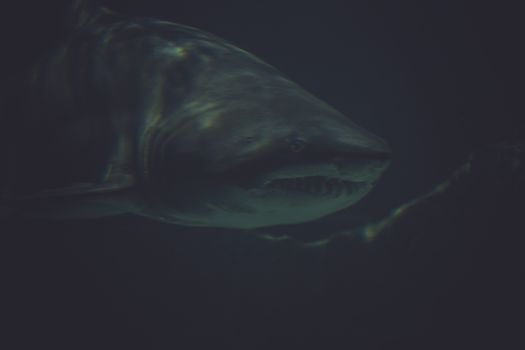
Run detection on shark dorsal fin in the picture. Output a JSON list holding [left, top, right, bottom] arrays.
[[66, 0, 110, 30]]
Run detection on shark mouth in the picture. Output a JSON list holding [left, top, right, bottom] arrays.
[[228, 158, 385, 197], [262, 176, 358, 197]]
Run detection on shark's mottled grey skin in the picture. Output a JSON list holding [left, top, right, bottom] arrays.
[[1, 1, 390, 228]]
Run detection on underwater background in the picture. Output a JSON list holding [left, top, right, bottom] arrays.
[[1, 0, 523, 346]]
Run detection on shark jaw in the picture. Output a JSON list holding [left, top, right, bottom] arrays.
[[147, 155, 389, 229]]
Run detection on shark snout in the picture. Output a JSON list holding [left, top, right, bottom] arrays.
[[331, 127, 391, 182], [265, 123, 391, 184], [331, 122, 391, 157]]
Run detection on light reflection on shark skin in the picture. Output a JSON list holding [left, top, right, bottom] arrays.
[[1, 0, 390, 229]]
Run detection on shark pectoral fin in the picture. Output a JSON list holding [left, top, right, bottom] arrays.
[[20, 176, 136, 200], [10, 175, 138, 220]]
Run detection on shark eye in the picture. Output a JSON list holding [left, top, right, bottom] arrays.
[[237, 136, 256, 145], [287, 137, 306, 152]]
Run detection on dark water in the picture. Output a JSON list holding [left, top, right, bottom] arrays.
[[1, 0, 523, 346]]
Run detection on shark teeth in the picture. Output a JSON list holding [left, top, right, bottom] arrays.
[[263, 176, 355, 196]]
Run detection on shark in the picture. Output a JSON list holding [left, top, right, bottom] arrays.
[[0, 0, 390, 229]]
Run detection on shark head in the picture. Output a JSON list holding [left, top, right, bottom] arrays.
[[138, 37, 390, 229]]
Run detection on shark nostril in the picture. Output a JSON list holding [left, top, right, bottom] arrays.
[[287, 137, 307, 152]]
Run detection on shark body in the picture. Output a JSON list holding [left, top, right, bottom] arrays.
[[1, 1, 390, 228]]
